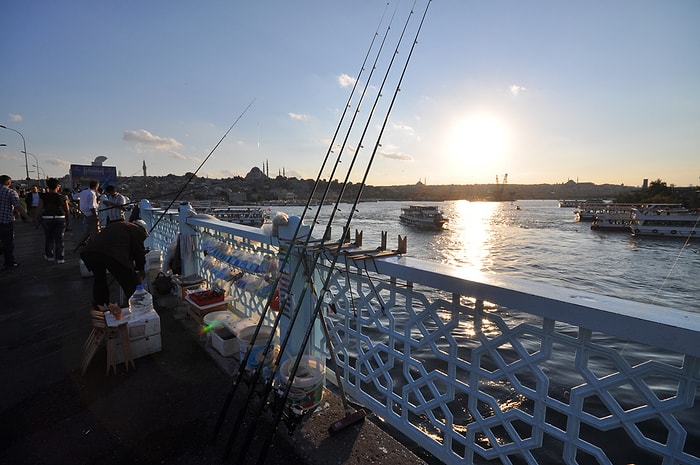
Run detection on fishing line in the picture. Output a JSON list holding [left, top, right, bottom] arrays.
[[222, 6, 399, 444], [651, 214, 700, 305], [227, 2, 418, 461], [216, 2, 395, 446], [147, 98, 256, 234]]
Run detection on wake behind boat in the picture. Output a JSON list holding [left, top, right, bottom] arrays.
[[399, 205, 448, 231]]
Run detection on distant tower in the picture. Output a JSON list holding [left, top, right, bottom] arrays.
[[143, 160, 147, 177], [642, 179, 649, 189]]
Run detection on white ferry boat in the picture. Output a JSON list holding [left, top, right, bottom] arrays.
[[630, 207, 699, 238], [208, 207, 270, 227], [558, 199, 581, 208], [399, 205, 448, 231], [591, 203, 685, 232]]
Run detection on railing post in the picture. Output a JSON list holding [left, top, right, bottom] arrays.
[[276, 216, 325, 363], [179, 203, 198, 277]]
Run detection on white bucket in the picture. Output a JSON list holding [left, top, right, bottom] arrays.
[[202, 311, 234, 341], [227, 317, 258, 336], [238, 325, 279, 371], [203, 310, 234, 328], [279, 356, 325, 410]]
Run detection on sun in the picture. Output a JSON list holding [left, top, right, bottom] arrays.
[[445, 113, 512, 175]]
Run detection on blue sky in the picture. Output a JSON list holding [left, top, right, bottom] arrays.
[[2, 0, 699, 187]]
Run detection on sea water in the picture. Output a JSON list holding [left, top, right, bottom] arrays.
[[264, 199, 699, 462], [269, 199, 699, 312]]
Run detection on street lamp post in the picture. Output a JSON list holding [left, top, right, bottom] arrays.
[[0, 125, 29, 180], [22, 151, 41, 182], [32, 164, 46, 180]]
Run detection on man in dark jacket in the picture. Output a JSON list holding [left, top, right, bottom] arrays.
[[80, 220, 149, 308]]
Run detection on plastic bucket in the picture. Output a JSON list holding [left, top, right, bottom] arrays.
[[203, 310, 233, 327], [202, 311, 234, 340], [279, 356, 325, 410], [238, 325, 279, 371]]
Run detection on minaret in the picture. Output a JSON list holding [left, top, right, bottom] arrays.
[[143, 160, 147, 177]]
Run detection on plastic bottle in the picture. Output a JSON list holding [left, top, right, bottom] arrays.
[[129, 284, 153, 315]]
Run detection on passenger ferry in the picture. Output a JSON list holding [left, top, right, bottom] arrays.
[[399, 205, 448, 231], [208, 207, 270, 227], [591, 203, 686, 232], [630, 207, 699, 238], [190, 202, 269, 227]]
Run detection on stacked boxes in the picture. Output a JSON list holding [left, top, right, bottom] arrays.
[[116, 309, 162, 363]]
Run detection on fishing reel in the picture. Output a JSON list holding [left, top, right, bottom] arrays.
[[271, 383, 313, 435]]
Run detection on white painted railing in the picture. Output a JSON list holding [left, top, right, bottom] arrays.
[[141, 202, 700, 465]]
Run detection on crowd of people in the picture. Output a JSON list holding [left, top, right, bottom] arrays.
[[0, 174, 148, 308]]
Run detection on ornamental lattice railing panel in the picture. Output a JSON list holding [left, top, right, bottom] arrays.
[[316, 257, 699, 465]]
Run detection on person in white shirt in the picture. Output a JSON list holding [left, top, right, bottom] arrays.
[[103, 185, 127, 224], [75, 180, 100, 249]]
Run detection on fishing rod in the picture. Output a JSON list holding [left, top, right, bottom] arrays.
[[146, 98, 256, 235], [212, 2, 393, 442], [236, 2, 432, 463]]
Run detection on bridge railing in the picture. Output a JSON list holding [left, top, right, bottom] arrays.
[[141, 201, 700, 465]]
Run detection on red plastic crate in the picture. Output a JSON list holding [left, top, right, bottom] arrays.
[[188, 290, 225, 306]]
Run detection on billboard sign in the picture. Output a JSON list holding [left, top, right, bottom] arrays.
[[69, 164, 117, 190]]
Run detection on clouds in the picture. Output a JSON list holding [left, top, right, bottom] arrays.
[[338, 73, 356, 88], [288, 112, 310, 121], [123, 129, 183, 151], [379, 150, 413, 161], [510, 84, 527, 96], [9, 114, 23, 122]]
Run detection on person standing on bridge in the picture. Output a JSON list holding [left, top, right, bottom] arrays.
[[102, 185, 127, 224], [35, 178, 71, 264], [75, 180, 100, 250], [0, 175, 31, 270]]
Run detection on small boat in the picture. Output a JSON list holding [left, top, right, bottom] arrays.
[[630, 207, 699, 238], [399, 205, 448, 231]]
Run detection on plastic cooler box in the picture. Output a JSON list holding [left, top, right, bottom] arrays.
[[115, 309, 162, 363]]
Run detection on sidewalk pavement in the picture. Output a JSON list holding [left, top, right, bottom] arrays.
[[0, 220, 429, 465]]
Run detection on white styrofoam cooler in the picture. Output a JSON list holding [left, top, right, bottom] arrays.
[[126, 310, 161, 338], [210, 317, 258, 358], [211, 326, 237, 357], [116, 309, 162, 363], [117, 334, 162, 363]]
